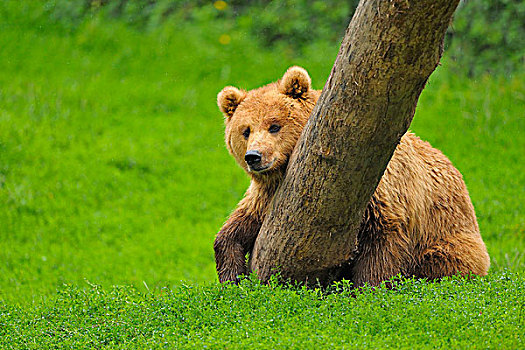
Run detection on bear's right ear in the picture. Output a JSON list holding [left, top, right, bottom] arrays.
[[217, 86, 246, 119]]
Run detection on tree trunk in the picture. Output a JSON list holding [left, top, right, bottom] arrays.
[[250, 0, 460, 284]]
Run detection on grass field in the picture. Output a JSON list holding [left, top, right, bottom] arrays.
[[0, 2, 524, 348], [1, 274, 523, 348]]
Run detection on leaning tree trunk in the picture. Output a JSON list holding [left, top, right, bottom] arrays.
[[250, 0, 460, 284]]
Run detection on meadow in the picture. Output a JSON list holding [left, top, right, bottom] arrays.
[[0, 1, 524, 348]]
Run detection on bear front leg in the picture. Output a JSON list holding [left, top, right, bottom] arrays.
[[214, 209, 261, 283]]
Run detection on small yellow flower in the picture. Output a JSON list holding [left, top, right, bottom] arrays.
[[219, 34, 231, 45], [214, 1, 228, 11]]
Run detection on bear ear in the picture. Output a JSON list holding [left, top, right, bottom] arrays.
[[279, 66, 311, 99], [217, 86, 247, 119]]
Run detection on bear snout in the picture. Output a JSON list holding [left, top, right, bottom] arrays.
[[245, 150, 262, 166]]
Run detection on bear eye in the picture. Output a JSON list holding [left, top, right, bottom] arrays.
[[269, 124, 281, 133], [242, 127, 250, 139]]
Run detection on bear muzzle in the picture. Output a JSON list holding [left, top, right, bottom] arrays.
[[245, 150, 262, 166], [245, 150, 275, 173]]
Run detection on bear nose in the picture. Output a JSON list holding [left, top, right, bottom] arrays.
[[245, 150, 262, 166]]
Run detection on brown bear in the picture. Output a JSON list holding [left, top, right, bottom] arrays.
[[214, 66, 490, 286]]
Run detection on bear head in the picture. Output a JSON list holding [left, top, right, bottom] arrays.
[[217, 66, 320, 181]]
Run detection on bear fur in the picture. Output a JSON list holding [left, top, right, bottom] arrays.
[[214, 66, 490, 286]]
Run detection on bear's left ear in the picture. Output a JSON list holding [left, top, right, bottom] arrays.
[[279, 66, 311, 99], [217, 86, 247, 119]]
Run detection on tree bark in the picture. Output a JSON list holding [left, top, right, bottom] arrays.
[[250, 0, 460, 284]]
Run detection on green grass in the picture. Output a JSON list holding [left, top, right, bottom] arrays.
[[0, 1, 524, 348], [1, 273, 524, 348]]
